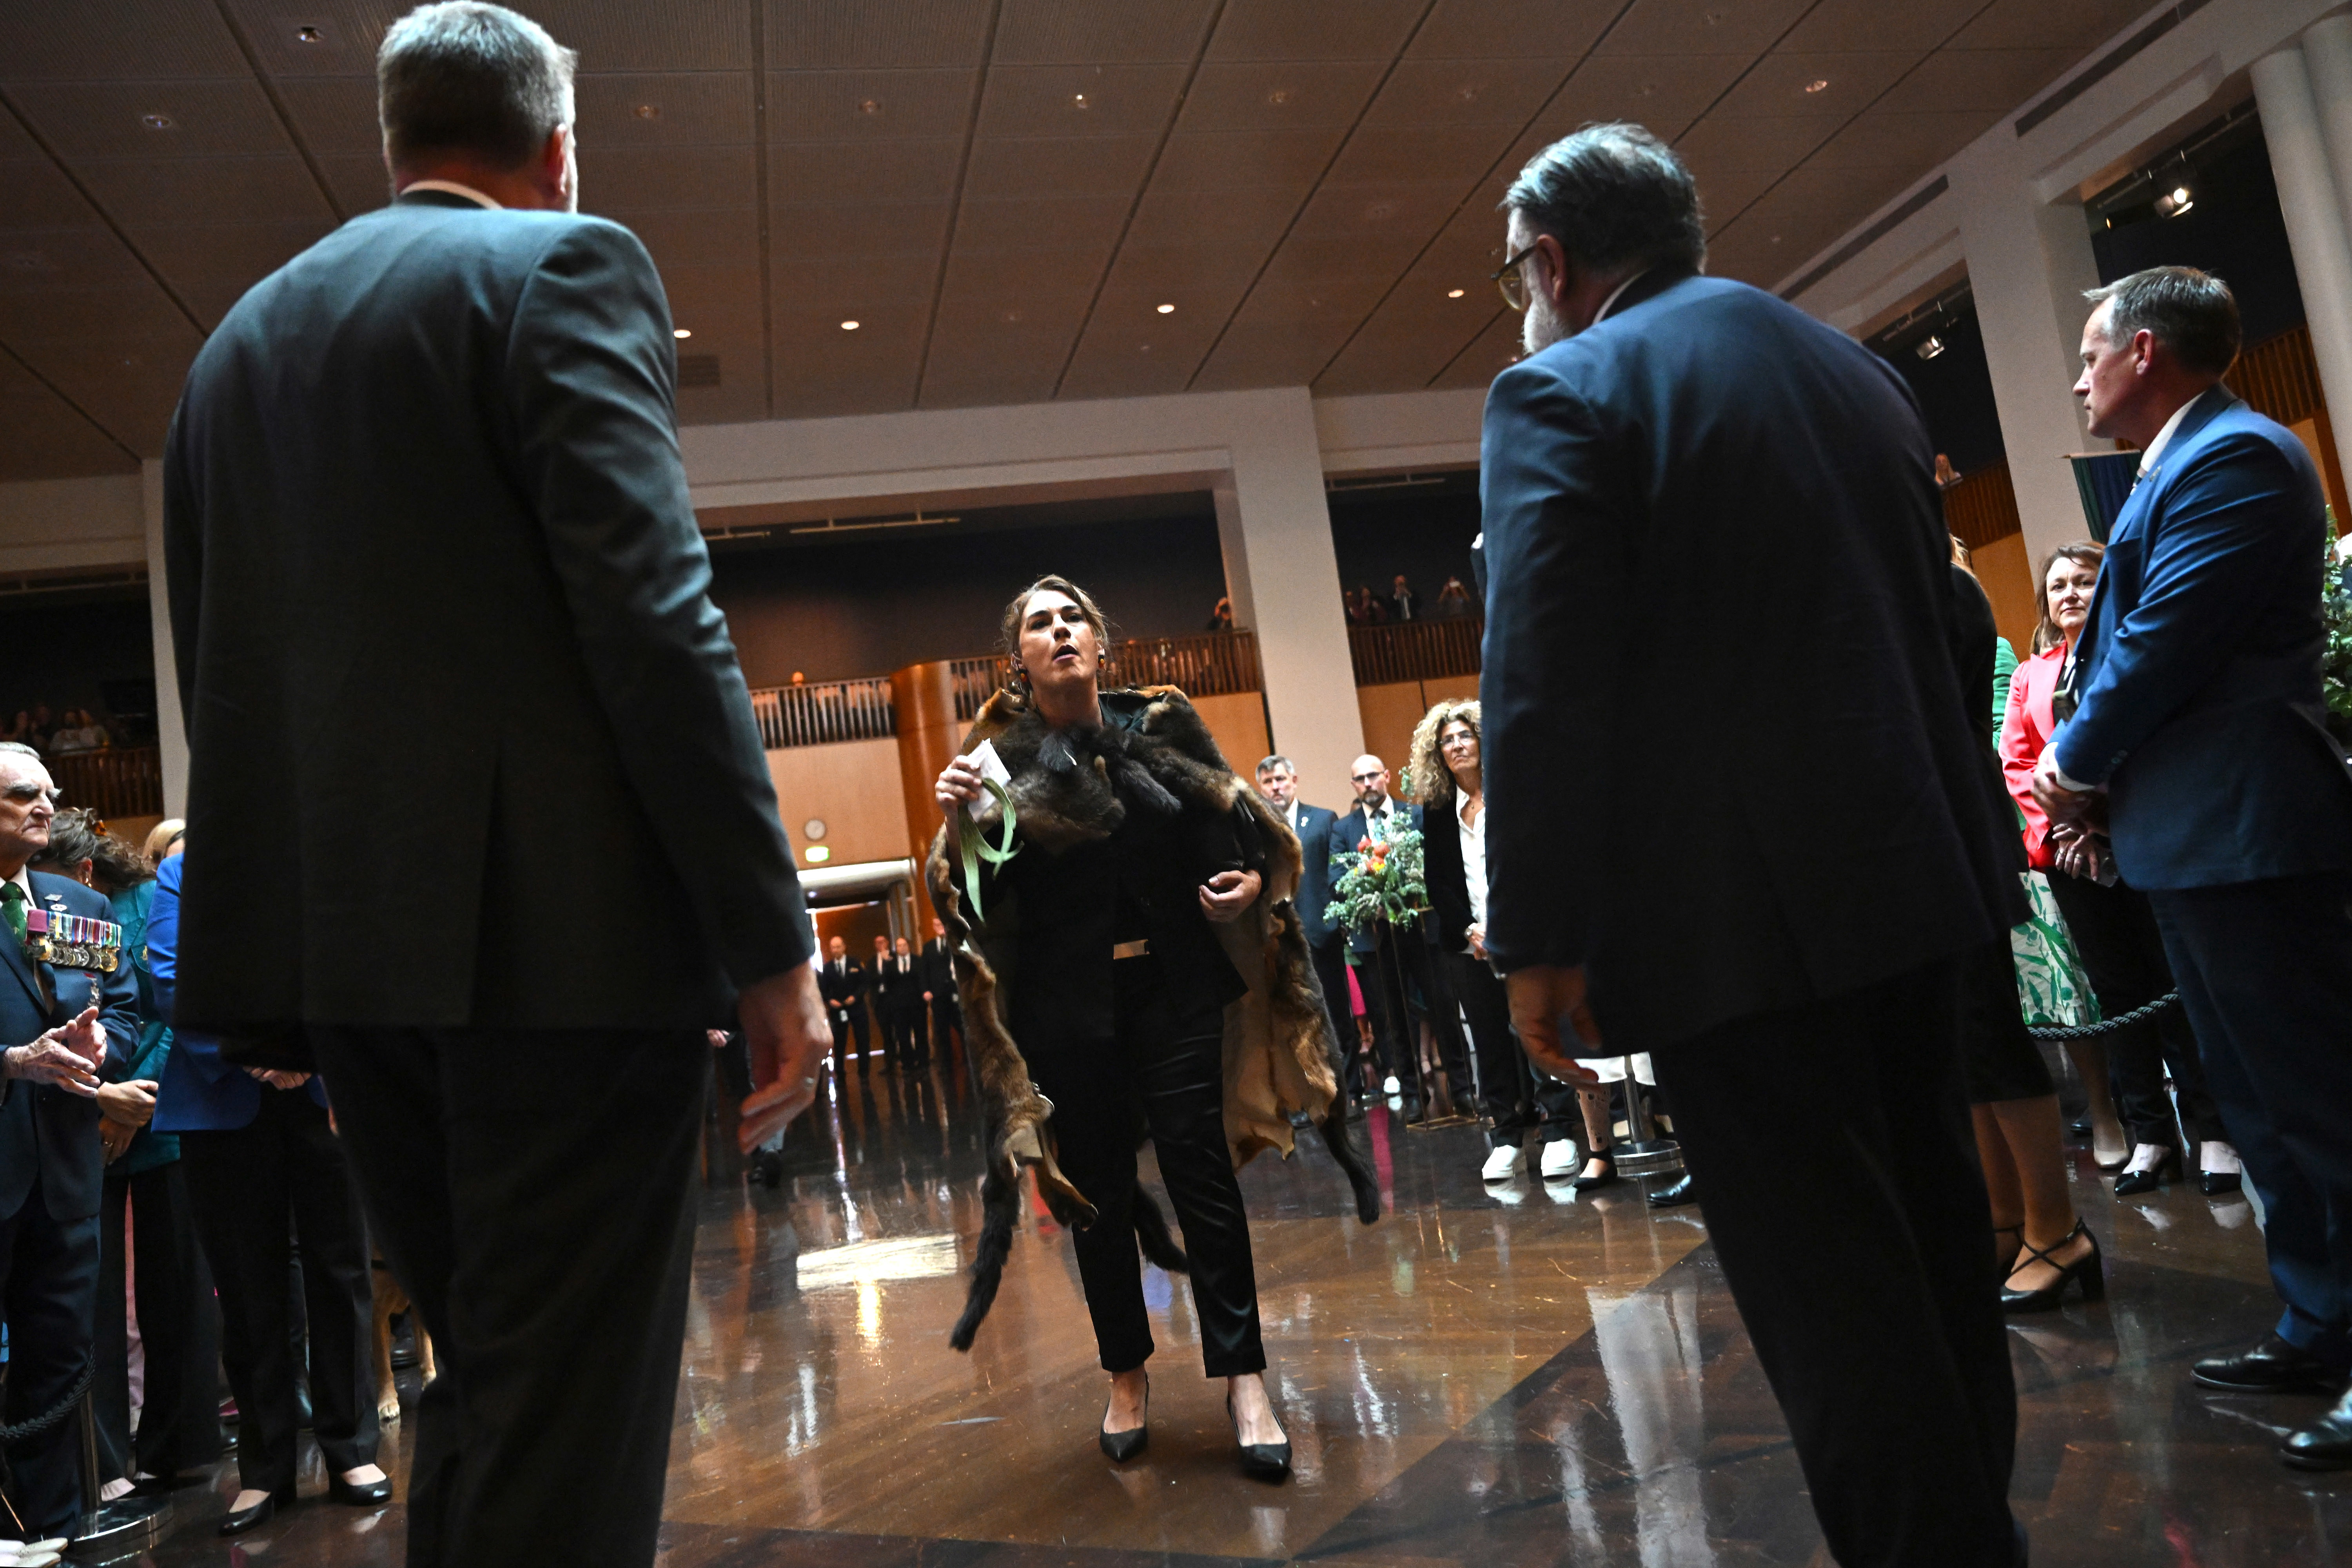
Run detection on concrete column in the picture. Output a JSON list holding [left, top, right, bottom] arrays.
[[1946, 147, 2107, 568], [2253, 44, 2352, 494], [1220, 389, 1363, 804], [140, 459, 187, 819]]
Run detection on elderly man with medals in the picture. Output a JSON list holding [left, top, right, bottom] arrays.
[[0, 742, 136, 1542]]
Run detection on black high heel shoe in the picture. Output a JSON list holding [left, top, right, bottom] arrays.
[[1573, 1152, 1618, 1192], [1099, 1376, 1148, 1463], [2114, 1147, 2176, 1197], [219, 1485, 297, 1536], [1226, 1390, 1291, 1481], [2000, 1220, 2103, 1312]]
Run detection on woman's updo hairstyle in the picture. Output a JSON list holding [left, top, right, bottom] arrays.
[[998, 574, 1116, 694]]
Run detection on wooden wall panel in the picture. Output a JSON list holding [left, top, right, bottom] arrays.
[[765, 737, 909, 870]]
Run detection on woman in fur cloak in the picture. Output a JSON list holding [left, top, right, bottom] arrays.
[[930, 575, 1379, 1481]]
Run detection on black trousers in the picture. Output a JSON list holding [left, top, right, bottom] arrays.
[[2148, 872, 2352, 1365], [307, 1024, 708, 1568], [1648, 955, 2019, 1568], [886, 1003, 924, 1068], [1444, 949, 1573, 1147], [179, 1091, 378, 1495], [93, 1159, 219, 1482], [928, 993, 960, 1061], [2044, 870, 2224, 1147], [1308, 937, 1359, 1101], [1025, 959, 1265, 1378], [1356, 924, 1472, 1105], [829, 1003, 871, 1069], [0, 1184, 99, 1538]]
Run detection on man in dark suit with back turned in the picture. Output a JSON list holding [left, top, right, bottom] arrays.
[[0, 743, 134, 1541], [2036, 267, 2352, 1470], [1480, 126, 2025, 1567], [1254, 756, 1357, 1106], [160, 7, 828, 1565]]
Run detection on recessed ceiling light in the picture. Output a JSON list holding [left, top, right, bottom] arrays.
[[142, 113, 174, 131], [857, 98, 880, 115], [673, 328, 691, 339], [1457, 84, 1481, 102], [1155, 302, 1174, 314], [1267, 88, 1292, 105], [1000, 308, 1023, 323], [1447, 288, 1465, 298], [1804, 79, 1830, 94], [1071, 92, 1090, 109], [635, 104, 660, 120], [840, 320, 860, 330], [296, 25, 322, 43]]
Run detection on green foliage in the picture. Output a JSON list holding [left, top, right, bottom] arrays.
[[1332, 825, 1430, 940], [2324, 511, 2352, 747]]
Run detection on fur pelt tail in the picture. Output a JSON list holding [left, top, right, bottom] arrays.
[[950, 1162, 1021, 1352], [1132, 1190, 1191, 1274], [1320, 1109, 1383, 1225]]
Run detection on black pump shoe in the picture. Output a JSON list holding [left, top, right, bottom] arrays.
[[1226, 1392, 1291, 1481], [1573, 1153, 1618, 1192], [219, 1486, 295, 1536], [2114, 1147, 2176, 1197], [329, 1472, 394, 1506], [1099, 1378, 1148, 1463], [2201, 1166, 2243, 1196], [2000, 1220, 2103, 1312]]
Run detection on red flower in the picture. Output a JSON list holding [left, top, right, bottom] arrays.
[[1357, 836, 1372, 853]]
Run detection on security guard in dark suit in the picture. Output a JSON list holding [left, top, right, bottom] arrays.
[[0, 744, 139, 1539], [818, 937, 872, 1071], [919, 919, 959, 1064]]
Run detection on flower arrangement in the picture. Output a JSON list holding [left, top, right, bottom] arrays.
[[1331, 824, 1429, 942], [2322, 515, 2352, 746]]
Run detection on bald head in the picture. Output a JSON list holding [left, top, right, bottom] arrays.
[[1349, 754, 1390, 808]]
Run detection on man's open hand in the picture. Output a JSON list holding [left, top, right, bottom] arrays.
[[737, 963, 831, 1154], [1504, 964, 1607, 1091]]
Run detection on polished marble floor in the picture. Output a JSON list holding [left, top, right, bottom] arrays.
[[123, 1047, 2350, 1566]]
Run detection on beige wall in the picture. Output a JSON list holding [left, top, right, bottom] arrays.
[[1973, 532, 2040, 659], [1350, 674, 1478, 802], [765, 738, 911, 871], [1192, 691, 1271, 781]]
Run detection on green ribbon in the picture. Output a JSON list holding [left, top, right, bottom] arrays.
[[955, 778, 1020, 924]]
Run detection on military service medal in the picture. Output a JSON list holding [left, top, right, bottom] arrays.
[[23, 908, 123, 973]]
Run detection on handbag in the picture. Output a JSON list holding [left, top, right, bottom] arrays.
[[2011, 870, 2101, 1028]]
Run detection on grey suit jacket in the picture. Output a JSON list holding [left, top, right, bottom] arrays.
[[163, 191, 810, 1033]]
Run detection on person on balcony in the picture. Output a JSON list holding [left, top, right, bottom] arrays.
[[1205, 596, 1234, 632], [1389, 575, 1419, 622], [1432, 577, 1475, 619]]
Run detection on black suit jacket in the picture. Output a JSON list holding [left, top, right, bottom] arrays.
[[0, 873, 138, 1222], [1419, 792, 1479, 954], [1479, 268, 2022, 1051], [162, 191, 809, 1033], [1285, 803, 1342, 948], [1330, 801, 1424, 954], [875, 955, 920, 1016], [919, 939, 955, 996], [818, 958, 867, 1022]]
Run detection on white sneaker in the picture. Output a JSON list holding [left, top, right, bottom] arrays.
[[1382, 1075, 1401, 1096], [1539, 1141, 1579, 1179], [1481, 1146, 1524, 1181]]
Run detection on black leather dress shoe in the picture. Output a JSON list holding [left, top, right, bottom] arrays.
[[2283, 1388, 2352, 1469], [1647, 1174, 1697, 1208], [328, 1473, 394, 1506], [219, 1487, 296, 1536], [2194, 1331, 2349, 1393]]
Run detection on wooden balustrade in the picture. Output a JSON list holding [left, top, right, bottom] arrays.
[[951, 631, 1264, 720], [45, 746, 163, 821], [1348, 618, 1483, 686], [747, 677, 898, 749]]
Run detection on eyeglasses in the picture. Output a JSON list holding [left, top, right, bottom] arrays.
[[1439, 732, 1477, 749], [1492, 242, 1539, 312]]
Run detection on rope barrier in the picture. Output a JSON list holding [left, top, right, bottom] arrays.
[[2026, 992, 2177, 1042], [0, 1355, 94, 1444]]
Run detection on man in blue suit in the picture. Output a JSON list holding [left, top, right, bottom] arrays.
[[1481, 127, 2025, 1565], [0, 742, 138, 1539], [2035, 266, 2352, 1469], [1254, 756, 1357, 1108]]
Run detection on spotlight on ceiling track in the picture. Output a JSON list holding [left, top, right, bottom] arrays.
[[1915, 335, 1946, 361], [2154, 183, 2194, 218]]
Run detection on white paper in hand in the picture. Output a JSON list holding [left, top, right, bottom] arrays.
[[964, 739, 1012, 822]]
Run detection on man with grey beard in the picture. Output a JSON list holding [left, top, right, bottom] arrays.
[[1476, 124, 2028, 1566]]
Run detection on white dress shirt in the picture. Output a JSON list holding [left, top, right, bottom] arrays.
[[2138, 396, 2198, 477], [399, 179, 500, 210], [1456, 796, 1488, 932]]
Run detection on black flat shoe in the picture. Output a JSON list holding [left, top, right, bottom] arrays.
[[2283, 1387, 2352, 1470], [1647, 1175, 1697, 1208], [218, 1487, 295, 1536], [2114, 1148, 2176, 1196], [1099, 1377, 1148, 1463], [328, 1473, 393, 1506], [1226, 1392, 1291, 1482], [2194, 1330, 2348, 1393], [2000, 1220, 2103, 1312], [1573, 1153, 1618, 1192], [2201, 1167, 2243, 1196]]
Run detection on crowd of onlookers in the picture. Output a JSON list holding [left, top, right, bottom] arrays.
[[1, 704, 117, 756], [1343, 574, 1477, 625]]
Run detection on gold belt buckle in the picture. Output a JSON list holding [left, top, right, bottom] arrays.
[[1111, 939, 1151, 961]]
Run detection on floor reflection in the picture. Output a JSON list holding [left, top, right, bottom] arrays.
[[126, 1048, 2343, 1566]]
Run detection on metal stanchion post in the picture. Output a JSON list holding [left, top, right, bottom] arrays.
[[67, 1387, 167, 1561], [1608, 1056, 1683, 1180]]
